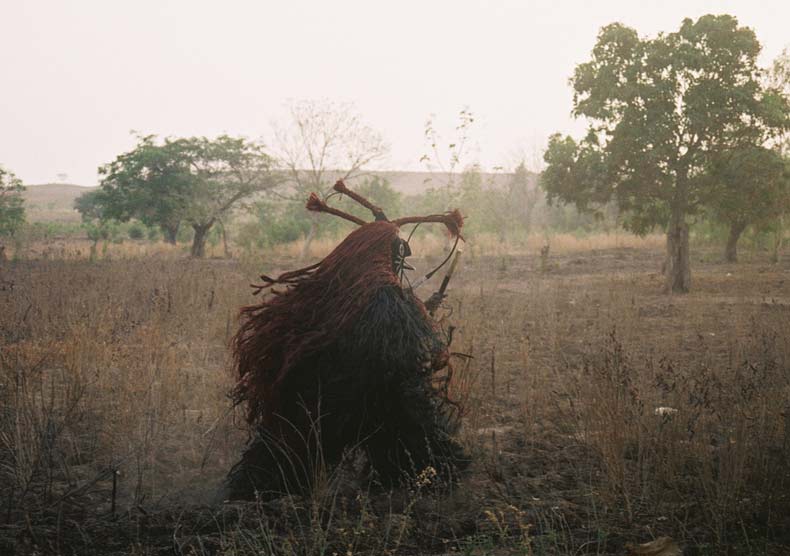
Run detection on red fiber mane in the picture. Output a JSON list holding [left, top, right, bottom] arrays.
[[232, 221, 403, 425]]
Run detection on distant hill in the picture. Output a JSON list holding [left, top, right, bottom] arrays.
[[347, 170, 522, 195], [22, 183, 96, 223], [20, 171, 536, 223]]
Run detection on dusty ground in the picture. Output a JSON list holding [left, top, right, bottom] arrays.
[[1, 245, 789, 555]]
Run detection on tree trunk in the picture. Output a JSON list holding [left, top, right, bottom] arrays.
[[521, 190, 537, 235], [162, 223, 179, 245], [772, 215, 784, 264], [664, 210, 691, 294], [219, 220, 230, 258], [299, 215, 318, 261], [724, 221, 747, 263], [190, 222, 213, 258]]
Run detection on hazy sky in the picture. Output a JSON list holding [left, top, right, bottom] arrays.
[[2, 0, 788, 185]]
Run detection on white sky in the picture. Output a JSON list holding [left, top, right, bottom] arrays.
[[2, 0, 788, 185]]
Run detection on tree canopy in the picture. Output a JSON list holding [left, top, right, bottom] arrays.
[[705, 145, 790, 261], [73, 188, 109, 223], [0, 165, 25, 240], [83, 134, 279, 257], [94, 135, 193, 243], [542, 15, 790, 291]]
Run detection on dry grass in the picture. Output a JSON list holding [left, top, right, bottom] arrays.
[[0, 260, 246, 512], [9, 231, 666, 265], [265, 232, 666, 261], [9, 239, 196, 261], [1, 242, 789, 555]]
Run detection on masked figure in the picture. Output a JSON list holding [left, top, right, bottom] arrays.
[[227, 181, 467, 499]]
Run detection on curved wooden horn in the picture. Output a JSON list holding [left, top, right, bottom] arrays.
[[306, 193, 367, 225], [333, 180, 387, 220], [392, 209, 465, 238]]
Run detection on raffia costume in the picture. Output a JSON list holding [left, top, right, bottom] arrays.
[[227, 181, 467, 499]]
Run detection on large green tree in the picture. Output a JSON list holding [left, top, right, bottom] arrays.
[[88, 135, 279, 257], [542, 15, 789, 292], [705, 146, 790, 262], [765, 48, 790, 261], [0, 165, 25, 257], [703, 48, 790, 263], [73, 188, 103, 221], [95, 135, 192, 244], [769, 47, 790, 154]]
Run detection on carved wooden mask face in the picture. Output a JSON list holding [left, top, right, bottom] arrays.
[[391, 236, 414, 275]]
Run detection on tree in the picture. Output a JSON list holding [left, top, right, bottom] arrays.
[[175, 136, 280, 257], [507, 161, 540, 234], [84, 135, 189, 244], [74, 188, 118, 261], [705, 146, 790, 262], [273, 100, 389, 259], [92, 135, 279, 257], [74, 188, 108, 221], [541, 15, 789, 292], [0, 165, 25, 258], [703, 46, 790, 263], [769, 47, 790, 153], [420, 108, 477, 208], [93, 135, 193, 244], [766, 47, 790, 261]]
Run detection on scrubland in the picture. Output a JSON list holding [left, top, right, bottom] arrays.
[[1, 236, 789, 555]]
